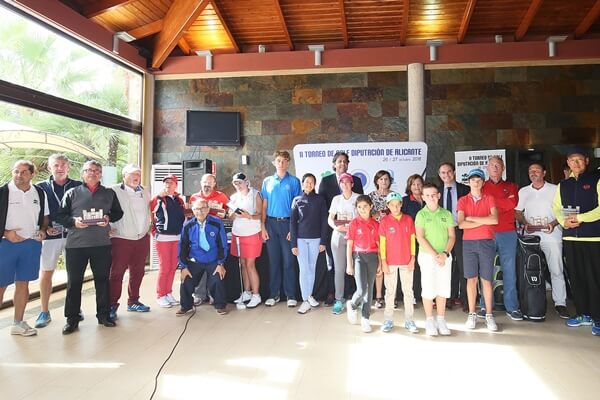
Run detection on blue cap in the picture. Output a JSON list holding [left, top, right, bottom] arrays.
[[385, 192, 403, 203], [467, 168, 485, 179], [566, 147, 587, 158]]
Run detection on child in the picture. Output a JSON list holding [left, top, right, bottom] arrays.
[[346, 195, 380, 333], [378, 192, 418, 333]]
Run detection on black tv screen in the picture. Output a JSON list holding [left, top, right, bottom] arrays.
[[186, 110, 241, 146]]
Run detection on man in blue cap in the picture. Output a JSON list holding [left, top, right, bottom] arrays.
[[553, 147, 600, 336]]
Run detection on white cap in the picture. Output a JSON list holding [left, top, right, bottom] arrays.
[[122, 164, 141, 175]]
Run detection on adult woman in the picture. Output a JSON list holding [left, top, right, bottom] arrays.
[[290, 173, 328, 314], [368, 170, 393, 309], [229, 172, 263, 308], [401, 174, 426, 303], [151, 175, 186, 308]]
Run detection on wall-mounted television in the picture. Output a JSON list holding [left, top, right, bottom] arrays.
[[186, 110, 241, 146]]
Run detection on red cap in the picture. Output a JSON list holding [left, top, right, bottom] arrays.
[[338, 172, 353, 183], [162, 174, 178, 184]]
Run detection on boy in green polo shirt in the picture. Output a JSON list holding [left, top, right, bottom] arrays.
[[415, 183, 456, 336]]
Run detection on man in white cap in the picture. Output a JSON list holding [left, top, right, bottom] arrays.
[[108, 164, 152, 320]]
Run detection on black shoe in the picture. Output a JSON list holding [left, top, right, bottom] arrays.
[[324, 293, 334, 307], [97, 318, 117, 327], [555, 305, 570, 319], [78, 311, 84, 322], [62, 322, 79, 335]]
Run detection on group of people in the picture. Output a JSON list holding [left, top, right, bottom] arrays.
[[1, 146, 599, 338]]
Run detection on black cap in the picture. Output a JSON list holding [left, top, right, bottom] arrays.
[[232, 172, 247, 182], [566, 147, 587, 158]]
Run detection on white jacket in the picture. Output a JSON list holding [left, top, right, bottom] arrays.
[[110, 183, 151, 240]]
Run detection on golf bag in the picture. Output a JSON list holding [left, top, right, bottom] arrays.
[[517, 235, 547, 321], [492, 256, 504, 309]]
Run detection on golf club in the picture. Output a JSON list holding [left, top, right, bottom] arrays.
[[235, 236, 246, 310]]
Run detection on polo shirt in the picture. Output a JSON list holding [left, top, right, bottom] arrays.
[[347, 216, 379, 253], [261, 172, 302, 218], [457, 193, 496, 241], [5, 181, 49, 239], [378, 213, 415, 265], [482, 179, 518, 232], [189, 190, 229, 218], [329, 192, 359, 222], [516, 182, 561, 243], [415, 206, 455, 253]]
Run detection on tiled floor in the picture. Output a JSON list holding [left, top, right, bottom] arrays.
[[1, 270, 599, 400]]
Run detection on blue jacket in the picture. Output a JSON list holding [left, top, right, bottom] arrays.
[[290, 191, 328, 247], [179, 215, 228, 268], [37, 177, 82, 240]]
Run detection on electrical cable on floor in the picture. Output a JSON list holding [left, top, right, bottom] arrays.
[[149, 306, 196, 400]]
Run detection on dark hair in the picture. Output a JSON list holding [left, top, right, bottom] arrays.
[[13, 159, 35, 174], [373, 170, 393, 189], [528, 162, 546, 172], [405, 174, 424, 196], [356, 194, 373, 207], [422, 182, 439, 192], [273, 150, 290, 160], [301, 173, 316, 193], [438, 161, 455, 172], [332, 151, 349, 171]]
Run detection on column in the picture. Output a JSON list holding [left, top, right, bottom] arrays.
[[407, 63, 425, 142]]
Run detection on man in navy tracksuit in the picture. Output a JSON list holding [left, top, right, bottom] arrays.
[[178, 198, 228, 315]]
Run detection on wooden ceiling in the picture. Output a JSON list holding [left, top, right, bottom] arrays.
[[58, 0, 600, 69]]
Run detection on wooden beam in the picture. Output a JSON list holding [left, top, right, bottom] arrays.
[[575, 0, 600, 38], [457, 0, 477, 44], [151, 0, 209, 69], [127, 19, 163, 40], [83, 0, 136, 18], [339, 0, 348, 48], [210, 0, 240, 53], [273, 0, 293, 50], [400, 0, 410, 46], [515, 0, 544, 41], [178, 37, 192, 55]]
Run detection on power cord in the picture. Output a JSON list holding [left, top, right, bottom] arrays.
[[149, 307, 196, 400]]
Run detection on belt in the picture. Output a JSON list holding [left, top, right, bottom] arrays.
[[267, 216, 290, 221]]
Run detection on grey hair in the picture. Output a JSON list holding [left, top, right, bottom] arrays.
[[81, 160, 103, 173]]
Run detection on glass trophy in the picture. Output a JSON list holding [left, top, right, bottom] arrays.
[[334, 211, 352, 226], [527, 216, 548, 232], [82, 208, 105, 225], [52, 222, 65, 235]]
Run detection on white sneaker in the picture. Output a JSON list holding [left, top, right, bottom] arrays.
[[466, 313, 477, 329], [234, 291, 252, 304], [307, 296, 319, 307], [11, 321, 37, 337], [265, 297, 279, 307], [193, 294, 203, 306], [247, 294, 261, 308], [157, 296, 172, 308], [361, 317, 372, 333], [405, 320, 419, 334], [346, 300, 358, 325], [297, 301, 311, 314], [436, 316, 451, 336], [166, 293, 179, 306], [287, 299, 298, 307], [485, 314, 498, 332], [425, 318, 438, 336]]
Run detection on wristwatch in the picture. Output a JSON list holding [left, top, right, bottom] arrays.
[[443, 251, 450, 257]]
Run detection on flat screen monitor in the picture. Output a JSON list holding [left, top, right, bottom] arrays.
[[186, 110, 241, 146]]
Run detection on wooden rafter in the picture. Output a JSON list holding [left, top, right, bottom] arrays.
[[83, 0, 136, 18], [515, 0, 544, 41], [457, 0, 478, 44], [339, 0, 349, 48], [574, 0, 600, 38], [127, 19, 163, 40], [210, 0, 240, 53], [274, 0, 293, 50], [178, 38, 192, 55], [400, 0, 410, 46], [151, 0, 209, 69]]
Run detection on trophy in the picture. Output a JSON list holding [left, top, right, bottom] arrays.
[[526, 216, 548, 232], [52, 222, 65, 235], [334, 211, 352, 226], [82, 208, 105, 225]]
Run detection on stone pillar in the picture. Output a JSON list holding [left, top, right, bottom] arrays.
[[141, 73, 154, 187], [407, 63, 425, 142]]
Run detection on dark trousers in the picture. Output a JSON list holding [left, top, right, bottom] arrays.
[[265, 218, 296, 299], [65, 245, 112, 323], [563, 241, 600, 320], [180, 261, 226, 310], [109, 235, 150, 307], [450, 228, 467, 301]]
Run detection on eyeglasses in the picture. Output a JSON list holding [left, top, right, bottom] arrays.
[[192, 206, 209, 211], [84, 169, 102, 174]]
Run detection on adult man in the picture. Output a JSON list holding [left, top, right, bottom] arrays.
[[438, 161, 469, 310], [108, 164, 152, 320], [261, 150, 302, 307], [57, 160, 124, 335], [482, 155, 522, 320], [35, 154, 82, 328], [189, 174, 229, 305], [515, 162, 569, 319], [0, 160, 49, 337], [178, 199, 228, 315], [318, 151, 364, 304], [458, 168, 499, 331], [553, 148, 600, 336]]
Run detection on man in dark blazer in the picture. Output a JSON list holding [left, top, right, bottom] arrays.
[[438, 161, 470, 310], [317, 151, 364, 304]]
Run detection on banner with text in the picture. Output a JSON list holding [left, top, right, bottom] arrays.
[[454, 149, 506, 184], [293, 142, 428, 195]]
